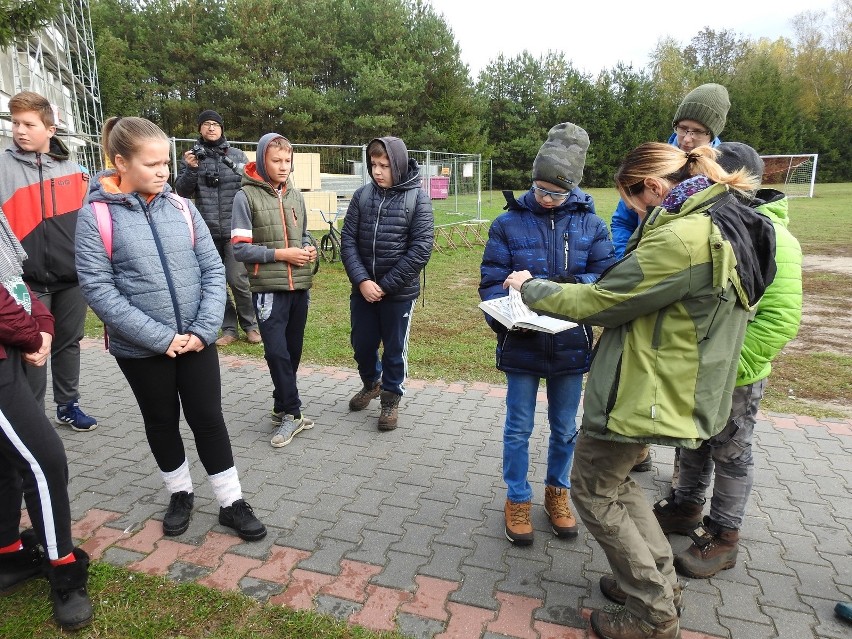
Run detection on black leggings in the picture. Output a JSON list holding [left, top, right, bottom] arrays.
[[116, 347, 234, 476], [0, 350, 73, 560]]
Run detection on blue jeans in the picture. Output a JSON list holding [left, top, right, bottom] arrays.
[[503, 372, 582, 503]]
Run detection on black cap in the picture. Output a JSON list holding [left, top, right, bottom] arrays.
[[197, 110, 223, 129]]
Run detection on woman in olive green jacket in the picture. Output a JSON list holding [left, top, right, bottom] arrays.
[[504, 142, 776, 639]]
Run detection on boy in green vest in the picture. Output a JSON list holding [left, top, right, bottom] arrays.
[[231, 133, 317, 448]]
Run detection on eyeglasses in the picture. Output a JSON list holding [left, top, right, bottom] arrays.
[[674, 124, 710, 139], [201, 121, 222, 129], [531, 184, 570, 202]]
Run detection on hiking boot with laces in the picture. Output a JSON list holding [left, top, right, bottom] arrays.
[[599, 574, 685, 616], [47, 548, 93, 630], [219, 499, 267, 541], [55, 400, 98, 432], [349, 380, 381, 411], [0, 529, 44, 594], [270, 414, 314, 448], [674, 516, 739, 579], [544, 485, 578, 538], [162, 491, 194, 536], [504, 499, 533, 545], [590, 604, 681, 639], [378, 390, 401, 431], [652, 493, 703, 536]]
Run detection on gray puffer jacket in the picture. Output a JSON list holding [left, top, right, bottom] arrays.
[[76, 172, 225, 358], [174, 137, 248, 241]]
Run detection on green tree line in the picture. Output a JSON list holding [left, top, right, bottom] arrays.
[[89, 0, 851, 186]]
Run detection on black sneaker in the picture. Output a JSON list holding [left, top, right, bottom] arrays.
[[219, 499, 267, 541], [162, 491, 194, 536]]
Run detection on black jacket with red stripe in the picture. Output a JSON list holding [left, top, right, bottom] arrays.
[[0, 137, 89, 291]]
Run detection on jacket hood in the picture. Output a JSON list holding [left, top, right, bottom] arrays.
[[89, 169, 175, 207], [368, 136, 410, 187], [7, 135, 71, 163], [254, 133, 291, 186], [753, 188, 790, 227]]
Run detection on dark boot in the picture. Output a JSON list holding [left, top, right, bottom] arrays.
[[590, 605, 681, 639], [652, 493, 703, 535], [674, 516, 739, 579], [349, 380, 381, 411], [599, 574, 685, 616], [0, 529, 44, 594], [47, 548, 93, 630], [378, 391, 401, 431]]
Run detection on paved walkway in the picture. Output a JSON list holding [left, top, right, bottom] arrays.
[[38, 339, 852, 638]]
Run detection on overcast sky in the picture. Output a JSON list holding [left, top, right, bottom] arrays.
[[426, 0, 838, 79]]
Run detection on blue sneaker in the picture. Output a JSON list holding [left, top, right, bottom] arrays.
[[55, 401, 98, 432]]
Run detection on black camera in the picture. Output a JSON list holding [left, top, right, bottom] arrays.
[[190, 143, 209, 160], [203, 170, 220, 187]]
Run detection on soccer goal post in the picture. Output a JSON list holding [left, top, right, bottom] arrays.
[[759, 154, 818, 198]]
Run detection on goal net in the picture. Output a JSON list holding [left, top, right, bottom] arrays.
[[759, 154, 818, 198]]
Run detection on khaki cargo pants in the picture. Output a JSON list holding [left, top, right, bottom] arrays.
[[570, 434, 679, 625]]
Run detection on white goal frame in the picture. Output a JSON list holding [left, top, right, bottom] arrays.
[[759, 154, 818, 198]]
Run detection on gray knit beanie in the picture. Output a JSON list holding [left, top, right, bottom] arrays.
[[531, 122, 589, 190], [672, 83, 730, 138], [716, 142, 765, 179]]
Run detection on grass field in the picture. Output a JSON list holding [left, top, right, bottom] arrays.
[[22, 182, 852, 638]]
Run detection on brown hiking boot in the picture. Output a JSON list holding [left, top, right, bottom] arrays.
[[504, 499, 534, 545], [652, 493, 703, 535], [377, 390, 401, 431], [590, 605, 681, 639], [349, 380, 381, 411], [544, 486, 578, 538], [674, 517, 739, 579], [599, 574, 685, 616]]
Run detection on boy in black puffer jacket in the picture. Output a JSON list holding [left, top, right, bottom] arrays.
[[341, 137, 434, 431]]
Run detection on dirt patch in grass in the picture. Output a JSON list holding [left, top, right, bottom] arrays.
[[770, 255, 852, 417]]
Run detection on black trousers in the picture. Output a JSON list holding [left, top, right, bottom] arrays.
[[116, 347, 234, 476], [0, 349, 73, 561]]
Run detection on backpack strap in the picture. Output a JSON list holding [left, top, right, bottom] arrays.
[[91, 201, 114, 259], [168, 194, 195, 247]]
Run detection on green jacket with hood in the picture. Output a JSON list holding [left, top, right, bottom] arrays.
[[520, 182, 767, 449], [737, 188, 802, 386]]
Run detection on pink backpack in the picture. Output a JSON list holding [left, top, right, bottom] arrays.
[[91, 195, 194, 259]]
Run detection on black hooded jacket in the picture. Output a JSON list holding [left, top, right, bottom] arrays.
[[340, 137, 434, 302]]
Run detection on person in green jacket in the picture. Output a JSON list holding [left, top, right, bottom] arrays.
[[504, 142, 776, 639], [654, 142, 802, 580]]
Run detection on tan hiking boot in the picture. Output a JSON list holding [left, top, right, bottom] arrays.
[[349, 381, 381, 411], [590, 605, 681, 639], [377, 390, 401, 430], [652, 493, 703, 536], [504, 499, 533, 545], [599, 574, 685, 616], [674, 518, 739, 578], [544, 485, 578, 538]]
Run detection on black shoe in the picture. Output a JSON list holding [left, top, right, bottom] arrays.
[[163, 491, 194, 536], [219, 499, 267, 541], [48, 548, 93, 630], [0, 529, 44, 594]]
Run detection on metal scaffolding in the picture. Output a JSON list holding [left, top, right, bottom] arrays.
[[0, 0, 103, 172]]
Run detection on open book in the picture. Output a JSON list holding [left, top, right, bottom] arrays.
[[479, 288, 577, 334]]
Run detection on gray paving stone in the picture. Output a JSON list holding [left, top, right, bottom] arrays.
[[537, 579, 586, 627], [789, 560, 847, 601], [498, 554, 549, 598], [285, 515, 335, 552], [168, 561, 211, 583], [299, 537, 359, 574], [345, 529, 401, 565], [755, 605, 818, 639], [418, 542, 468, 581], [372, 549, 428, 590], [314, 594, 362, 621], [450, 564, 501, 610], [100, 546, 145, 567], [395, 611, 445, 639]]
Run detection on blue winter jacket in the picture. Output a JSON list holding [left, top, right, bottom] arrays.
[[610, 132, 721, 258], [479, 189, 615, 377], [76, 172, 226, 358]]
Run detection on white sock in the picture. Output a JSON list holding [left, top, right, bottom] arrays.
[[161, 459, 193, 494], [209, 466, 242, 508]]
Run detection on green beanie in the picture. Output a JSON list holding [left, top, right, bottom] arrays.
[[672, 83, 730, 139], [532, 122, 589, 190]]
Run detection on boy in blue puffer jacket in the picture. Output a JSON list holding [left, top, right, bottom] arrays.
[[479, 123, 615, 545]]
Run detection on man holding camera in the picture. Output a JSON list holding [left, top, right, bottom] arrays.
[[175, 109, 260, 345]]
